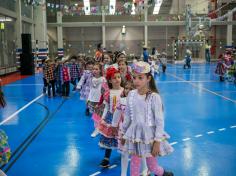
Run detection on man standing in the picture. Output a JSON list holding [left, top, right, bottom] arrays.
[[143, 45, 149, 63], [205, 40, 211, 63]]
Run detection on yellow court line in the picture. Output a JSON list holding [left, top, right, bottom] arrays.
[[166, 73, 236, 104]]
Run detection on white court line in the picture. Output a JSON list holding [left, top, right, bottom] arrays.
[[166, 73, 236, 104], [157, 80, 217, 83], [170, 142, 178, 145], [207, 131, 215, 134], [109, 164, 117, 169], [89, 171, 101, 176], [182, 138, 191, 141], [0, 94, 44, 126], [218, 128, 226, 131], [89, 124, 234, 175], [195, 134, 203, 138]]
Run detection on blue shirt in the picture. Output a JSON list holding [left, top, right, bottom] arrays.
[[143, 50, 149, 62]]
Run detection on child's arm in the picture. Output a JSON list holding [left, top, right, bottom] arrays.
[[76, 72, 86, 89], [152, 94, 165, 142], [101, 102, 109, 120], [121, 96, 131, 134]]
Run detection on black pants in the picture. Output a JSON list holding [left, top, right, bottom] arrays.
[[162, 65, 166, 73], [62, 81, 70, 97], [71, 78, 77, 89], [43, 78, 48, 93], [104, 149, 112, 159], [48, 80, 55, 97]]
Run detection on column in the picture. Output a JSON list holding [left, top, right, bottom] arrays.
[[57, 11, 64, 56], [102, 11, 106, 48], [15, 0, 22, 49], [227, 11, 233, 46], [34, 0, 48, 59], [144, 2, 148, 47]]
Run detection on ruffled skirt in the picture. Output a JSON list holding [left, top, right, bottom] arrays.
[[122, 124, 173, 157], [98, 112, 117, 149]]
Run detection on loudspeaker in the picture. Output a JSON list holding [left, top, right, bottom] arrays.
[[20, 53, 35, 75], [21, 33, 32, 54]]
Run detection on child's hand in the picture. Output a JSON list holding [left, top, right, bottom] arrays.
[[151, 141, 160, 157], [121, 138, 126, 146]]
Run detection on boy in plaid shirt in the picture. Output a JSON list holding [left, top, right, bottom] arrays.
[[45, 58, 56, 97], [69, 56, 80, 91]]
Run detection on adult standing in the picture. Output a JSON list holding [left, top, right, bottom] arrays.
[[143, 45, 149, 63], [95, 43, 103, 62], [205, 40, 211, 63]]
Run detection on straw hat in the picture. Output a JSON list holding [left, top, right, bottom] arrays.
[[132, 61, 151, 74]]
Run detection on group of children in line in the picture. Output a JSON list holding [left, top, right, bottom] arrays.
[[215, 49, 236, 83], [74, 50, 174, 176], [149, 52, 168, 76], [42, 55, 83, 98]]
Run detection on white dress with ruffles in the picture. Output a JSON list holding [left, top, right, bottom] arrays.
[[121, 90, 173, 157]]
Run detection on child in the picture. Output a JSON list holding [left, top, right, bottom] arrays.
[[54, 57, 63, 96], [227, 60, 236, 83], [121, 61, 174, 176], [160, 52, 167, 73], [42, 58, 48, 94], [61, 60, 71, 98], [44, 58, 56, 97], [77, 60, 94, 116], [102, 51, 113, 73], [118, 60, 132, 84], [69, 56, 80, 91], [112, 81, 135, 176], [149, 56, 160, 77], [183, 49, 192, 69], [97, 67, 124, 168], [87, 63, 106, 137], [215, 54, 227, 82], [0, 79, 6, 108]]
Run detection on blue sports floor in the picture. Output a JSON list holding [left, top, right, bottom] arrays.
[[0, 63, 236, 176]]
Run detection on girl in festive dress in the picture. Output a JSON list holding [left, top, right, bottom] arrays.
[[97, 67, 124, 168], [121, 61, 174, 176]]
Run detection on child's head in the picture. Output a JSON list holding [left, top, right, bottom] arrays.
[[103, 52, 112, 64], [92, 63, 103, 77], [118, 60, 128, 72], [132, 61, 158, 94], [85, 57, 94, 71], [123, 81, 134, 97], [70, 55, 77, 64], [114, 51, 126, 64], [106, 67, 121, 89]]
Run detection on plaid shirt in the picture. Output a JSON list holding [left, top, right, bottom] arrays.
[[62, 65, 71, 82], [70, 63, 80, 79], [45, 65, 55, 81]]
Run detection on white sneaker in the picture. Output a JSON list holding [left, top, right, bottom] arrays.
[[0, 169, 7, 176], [91, 129, 99, 137]]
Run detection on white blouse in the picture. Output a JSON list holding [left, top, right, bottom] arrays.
[[87, 77, 106, 102]]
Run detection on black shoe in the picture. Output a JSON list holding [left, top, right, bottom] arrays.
[[163, 170, 174, 176], [85, 108, 90, 116], [99, 158, 109, 168]]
